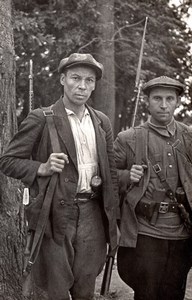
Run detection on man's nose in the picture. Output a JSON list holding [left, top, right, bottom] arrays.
[[78, 80, 86, 89], [160, 98, 168, 108]]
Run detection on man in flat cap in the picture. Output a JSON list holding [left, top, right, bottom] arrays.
[[114, 76, 192, 300], [0, 53, 119, 300]]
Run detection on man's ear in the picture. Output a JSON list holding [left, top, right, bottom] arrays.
[[176, 96, 181, 107], [60, 73, 65, 86], [92, 83, 96, 91]]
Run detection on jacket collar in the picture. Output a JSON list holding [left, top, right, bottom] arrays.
[[51, 97, 105, 169], [52, 97, 77, 168], [148, 117, 176, 137]]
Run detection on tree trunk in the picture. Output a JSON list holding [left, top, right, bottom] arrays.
[[0, 1, 25, 299], [93, 0, 115, 130]]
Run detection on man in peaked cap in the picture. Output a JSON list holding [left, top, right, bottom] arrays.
[[58, 53, 104, 80], [114, 76, 192, 299], [0, 53, 119, 300], [142, 75, 185, 96]]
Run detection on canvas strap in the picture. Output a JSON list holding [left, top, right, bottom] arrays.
[[135, 127, 147, 165], [24, 106, 61, 275]]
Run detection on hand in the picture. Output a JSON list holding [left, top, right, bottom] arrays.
[[130, 164, 147, 183], [37, 153, 69, 176]]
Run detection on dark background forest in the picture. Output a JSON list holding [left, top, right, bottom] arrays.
[[13, 0, 192, 135]]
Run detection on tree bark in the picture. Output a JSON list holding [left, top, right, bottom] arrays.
[[93, 0, 115, 130], [0, 1, 25, 299]]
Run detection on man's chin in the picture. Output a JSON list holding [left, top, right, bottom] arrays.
[[151, 116, 172, 126]]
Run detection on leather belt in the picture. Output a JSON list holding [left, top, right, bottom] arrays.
[[136, 197, 180, 224], [156, 201, 179, 214], [74, 192, 97, 203], [136, 199, 179, 214]]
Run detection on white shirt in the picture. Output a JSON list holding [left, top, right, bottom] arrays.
[[66, 108, 98, 193]]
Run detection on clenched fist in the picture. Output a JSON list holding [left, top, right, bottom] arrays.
[[130, 164, 147, 183], [37, 152, 69, 176]]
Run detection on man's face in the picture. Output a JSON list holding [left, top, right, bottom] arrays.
[[148, 86, 180, 126], [60, 66, 96, 109]]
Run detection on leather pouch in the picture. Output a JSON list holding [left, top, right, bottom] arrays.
[[135, 198, 156, 221]]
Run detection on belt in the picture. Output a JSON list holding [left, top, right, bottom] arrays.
[[136, 198, 179, 215], [74, 192, 97, 203], [136, 198, 180, 224], [155, 201, 179, 214]]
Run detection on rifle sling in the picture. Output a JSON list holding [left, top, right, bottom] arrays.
[[134, 126, 175, 199], [26, 106, 61, 270], [148, 154, 175, 200], [135, 127, 146, 165]]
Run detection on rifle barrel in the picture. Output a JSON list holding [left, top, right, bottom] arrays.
[[135, 17, 148, 88], [29, 59, 34, 112], [131, 17, 148, 128]]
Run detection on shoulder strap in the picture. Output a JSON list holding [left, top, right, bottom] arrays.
[[135, 126, 148, 165], [149, 155, 175, 200], [173, 124, 192, 163], [132, 126, 148, 189], [23, 107, 60, 276], [42, 106, 61, 152]]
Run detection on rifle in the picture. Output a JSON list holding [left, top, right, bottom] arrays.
[[22, 59, 34, 297], [22, 60, 34, 209], [131, 17, 148, 128], [100, 17, 148, 297], [29, 59, 34, 112], [100, 246, 117, 296], [22, 59, 34, 207]]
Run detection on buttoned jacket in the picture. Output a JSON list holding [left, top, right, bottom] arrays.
[[0, 97, 119, 250], [114, 120, 192, 247]]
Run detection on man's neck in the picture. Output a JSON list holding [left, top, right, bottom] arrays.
[[63, 98, 86, 121]]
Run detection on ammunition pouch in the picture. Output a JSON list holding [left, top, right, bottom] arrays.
[[135, 198, 157, 222]]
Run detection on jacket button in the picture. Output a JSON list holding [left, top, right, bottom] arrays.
[[64, 178, 69, 182], [60, 200, 65, 205]]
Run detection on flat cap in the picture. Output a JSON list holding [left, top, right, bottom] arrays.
[[58, 53, 104, 80], [142, 76, 185, 96]]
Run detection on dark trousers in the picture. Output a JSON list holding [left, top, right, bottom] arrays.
[[117, 235, 192, 300], [34, 199, 107, 300]]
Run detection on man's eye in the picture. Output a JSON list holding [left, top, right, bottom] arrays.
[[87, 78, 95, 83], [167, 97, 174, 101], [154, 97, 161, 101]]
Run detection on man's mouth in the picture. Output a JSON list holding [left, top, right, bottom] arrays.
[[76, 94, 86, 98], [158, 112, 169, 115]]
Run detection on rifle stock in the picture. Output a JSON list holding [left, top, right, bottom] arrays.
[[22, 231, 34, 297], [100, 246, 117, 296]]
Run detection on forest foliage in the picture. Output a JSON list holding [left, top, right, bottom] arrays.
[[13, 0, 192, 130]]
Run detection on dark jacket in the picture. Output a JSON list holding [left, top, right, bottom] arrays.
[[114, 121, 192, 248], [0, 98, 119, 250]]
